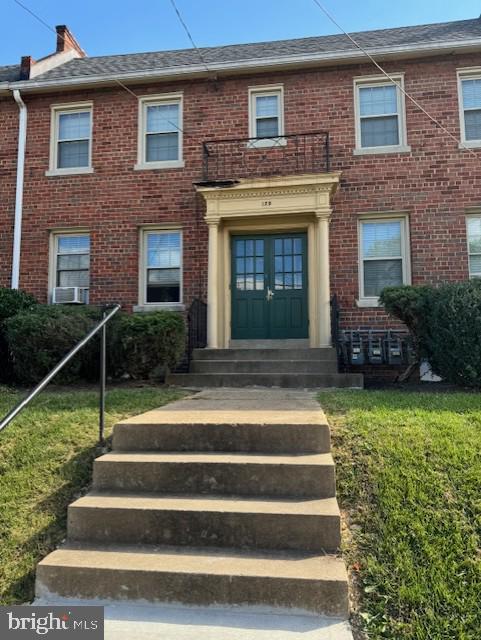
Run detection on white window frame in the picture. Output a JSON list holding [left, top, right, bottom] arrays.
[[357, 213, 411, 307], [248, 85, 286, 148], [46, 102, 93, 176], [48, 229, 90, 302], [135, 227, 184, 311], [466, 214, 481, 278], [457, 67, 481, 149], [135, 93, 184, 170], [353, 75, 410, 155]]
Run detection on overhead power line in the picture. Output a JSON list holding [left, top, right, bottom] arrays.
[[168, 0, 211, 74], [310, 0, 477, 158]]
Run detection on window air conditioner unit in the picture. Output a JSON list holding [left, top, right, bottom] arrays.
[[52, 287, 88, 304]]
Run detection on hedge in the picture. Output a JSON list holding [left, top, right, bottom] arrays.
[[0, 288, 38, 383], [380, 281, 481, 387]]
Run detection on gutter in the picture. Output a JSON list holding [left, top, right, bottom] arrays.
[[11, 89, 27, 290], [9, 36, 481, 92]]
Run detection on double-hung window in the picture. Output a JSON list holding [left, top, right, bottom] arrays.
[[354, 76, 409, 154], [248, 86, 285, 146], [49, 103, 93, 174], [358, 216, 410, 305], [141, 229, 182, 305], [458, 70, 481, 147], [467, 216, 481, 278], [136, 94, 183, 169], [51, 233, 90, 303]]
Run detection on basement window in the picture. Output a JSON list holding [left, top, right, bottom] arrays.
[[140, 229, 182, 306], [467, 216, 481, 278]]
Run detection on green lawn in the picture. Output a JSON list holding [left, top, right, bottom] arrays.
[[0, 385, 185, 605], [320, 390, 481, 640]]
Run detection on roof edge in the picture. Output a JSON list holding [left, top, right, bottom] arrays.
[[9, 36, 481, 92]]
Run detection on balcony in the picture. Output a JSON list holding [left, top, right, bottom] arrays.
[[199, 131, 330, 184]]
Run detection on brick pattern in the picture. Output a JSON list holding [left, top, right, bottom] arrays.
[[1, 53, 481, 340]]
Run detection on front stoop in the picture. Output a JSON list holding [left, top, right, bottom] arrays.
[[35, 389, 351, 627], [167, 348, 363, 388]]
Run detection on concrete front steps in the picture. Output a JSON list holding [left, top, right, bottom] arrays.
[[35, 389, 350, 621], [167, 348, 363, 388]]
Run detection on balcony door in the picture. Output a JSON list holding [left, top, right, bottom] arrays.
[[231, 233, 308, 340]]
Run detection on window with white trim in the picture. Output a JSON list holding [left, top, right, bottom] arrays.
[[141, 229, 182, 304], [137, 95, 183, 168], [359, 217, 409, 302], [52, 233, 90, 301], [249, 86, 284, 141], [51, 105, 92, 171], [354, 76, 408, 152], [467, 216, 481, 278], [458, 71, 481, 145]]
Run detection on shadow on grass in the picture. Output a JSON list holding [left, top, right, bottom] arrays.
[[1, 441, 104, 605]]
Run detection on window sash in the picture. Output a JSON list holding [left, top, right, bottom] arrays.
[[360, 219, 406, 299], [467, 217, 481, 276], [142, 99, 181, 164], [249, 89, 283, 139], [55, 234, 90, 289], [55, 109, 91, 169], [356, 80, 404, 149], [143, 230, 182, 304]]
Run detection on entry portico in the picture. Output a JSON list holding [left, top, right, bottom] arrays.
[[196, 172, 341, 349]]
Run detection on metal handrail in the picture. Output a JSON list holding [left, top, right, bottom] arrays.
[[0, 303, 121, 444]]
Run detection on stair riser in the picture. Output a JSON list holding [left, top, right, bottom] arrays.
[[68, 508, 341, 552], [193, 349, 337, 362], [93, 461, 336, 498], [166, 373, 363, 388], [191, 361, 338, 374], [113, 423, 331, 454], [36, 566, 349, 618]]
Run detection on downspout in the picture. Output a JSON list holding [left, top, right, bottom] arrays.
[[11, 89, 27, 289]]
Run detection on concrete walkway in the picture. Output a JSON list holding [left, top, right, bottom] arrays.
[[35, 389, 354, 639]]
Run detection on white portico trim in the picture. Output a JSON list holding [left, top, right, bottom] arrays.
[[196, 172, 341, 348]]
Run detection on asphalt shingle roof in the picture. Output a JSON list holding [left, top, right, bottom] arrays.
[[0, 64, 21, 83], [3, 17, 481, 85]]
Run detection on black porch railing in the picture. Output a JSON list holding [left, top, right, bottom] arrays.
[[201, 131, 330, 183], [187, 298, 207, 363]]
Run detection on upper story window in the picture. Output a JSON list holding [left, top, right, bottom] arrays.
[[458, 69, 481, 148], [354, 75, 409, 155], [50, 232, 90, 303], [467, 216, 481, 278], [47, 104, 93, 176], [140, 229, 182, 306], [358, 215, 410, 306], [248, 85, 285, 147], [135, 94, 184, 170]]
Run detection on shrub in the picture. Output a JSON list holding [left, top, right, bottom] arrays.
[[0, 288, 38, 383], [380, 281, 481, 387], [110, 311, 186, 380], [5, 305, 101, 385]]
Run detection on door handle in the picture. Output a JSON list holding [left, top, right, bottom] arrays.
[[266, 287, 274, 301]]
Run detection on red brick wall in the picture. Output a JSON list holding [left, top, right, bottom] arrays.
[[1, 52, 481, 332]]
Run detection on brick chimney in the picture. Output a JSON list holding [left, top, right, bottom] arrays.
[[56, 25, 86, 57], [20, 56, 34, 80]]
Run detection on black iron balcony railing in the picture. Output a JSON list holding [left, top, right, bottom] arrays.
[[201, 131, 330, 183]]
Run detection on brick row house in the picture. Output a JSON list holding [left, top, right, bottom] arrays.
[[1, 18, 481, 380]]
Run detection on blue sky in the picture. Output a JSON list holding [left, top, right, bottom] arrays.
[[1, 0, 480, 65]]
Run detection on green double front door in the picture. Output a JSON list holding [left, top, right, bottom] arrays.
[[231, 233, 308, 340]]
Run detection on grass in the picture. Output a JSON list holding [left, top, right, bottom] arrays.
[[0, 384, 186, 605], [320, 390, 481, 640]]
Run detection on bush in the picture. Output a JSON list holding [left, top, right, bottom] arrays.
[[5, 305, 101, 385], [380, 281, 481, 387], [110, 311, 185, 380], [0, 288, 38, 383]]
